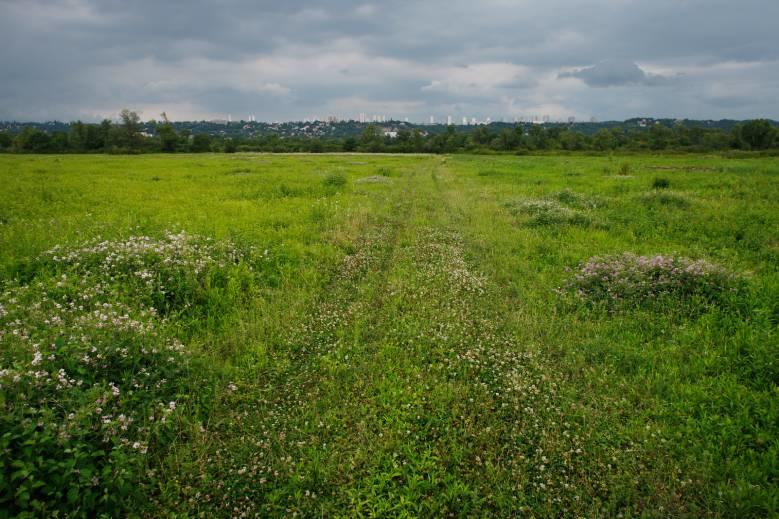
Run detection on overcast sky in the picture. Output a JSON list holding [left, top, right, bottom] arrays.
[[1, 0, 777, 122]]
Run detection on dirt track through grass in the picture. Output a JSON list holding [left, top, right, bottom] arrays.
[[163, 162, 668, 517]]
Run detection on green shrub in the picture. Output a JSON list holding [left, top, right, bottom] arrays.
[[652, 177, 671, 189], [553, 189, 602, 209], [563, 253, 744, 310], [640, 191, 691, 208], [507, 199, 592, 227], [323, 172, 348, 187], [0, 232, 257, 516]]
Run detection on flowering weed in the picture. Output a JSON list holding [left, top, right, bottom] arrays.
[[563, 253, 744, 310], [0, 231, 256, 515]]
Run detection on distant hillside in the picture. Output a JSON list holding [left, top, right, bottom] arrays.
[[2, 118, 777, 139]]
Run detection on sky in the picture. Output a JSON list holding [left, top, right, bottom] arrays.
[[1, 0, 777, 123]]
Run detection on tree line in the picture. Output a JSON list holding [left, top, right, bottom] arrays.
[[1, 110, 776, 154]]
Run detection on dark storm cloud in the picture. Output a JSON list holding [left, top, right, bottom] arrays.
[[559, 60, 671, 87], [1, 0, 777, 121]]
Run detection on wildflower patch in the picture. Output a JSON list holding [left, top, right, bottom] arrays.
[[39, 231, 257, 321], [506, 198, 593, 227], [552, 189, 603, 209], [0, 231, 257, 515], [563, 253, 743, 309]]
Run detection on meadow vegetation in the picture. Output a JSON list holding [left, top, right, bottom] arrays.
[[0, 153, 776, 517]]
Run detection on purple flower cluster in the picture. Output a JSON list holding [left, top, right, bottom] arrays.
[[564, 253, 740, 306]]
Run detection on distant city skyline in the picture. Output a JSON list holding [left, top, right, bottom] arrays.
[[1, 1, 777, 123]]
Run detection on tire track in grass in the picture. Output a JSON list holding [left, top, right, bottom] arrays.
[[426, 162, 692, 517], [328, 163, 683, 517], [166, 161, 681, 517], [169, 164, 596, 517], [163, 172, 415, 517]]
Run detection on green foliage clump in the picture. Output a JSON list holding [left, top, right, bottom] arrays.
[[323, 172, 348, 187], [652, 177, 671, 189], [564, 253, 743, 310], [553, 188, 602, 209], [0, 232, 257, 516], [640, 191, 691, 208], [507, 198, 592, 227]]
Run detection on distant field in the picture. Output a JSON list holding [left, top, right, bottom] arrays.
[[1, 153, 777, 517]]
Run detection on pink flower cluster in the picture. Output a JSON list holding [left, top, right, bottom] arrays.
[[565, 252, 740, 306]]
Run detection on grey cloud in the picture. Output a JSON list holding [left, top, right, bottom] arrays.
[[0, 0, 778, 121], [559, 60, 671, 87]]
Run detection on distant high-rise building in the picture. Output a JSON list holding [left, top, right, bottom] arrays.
[[462, 117, 468, 125], [471, 117, 477, 125], [429, 115, 435, 125], [447, 115, 453, 126], [227, 114, 232, 124]]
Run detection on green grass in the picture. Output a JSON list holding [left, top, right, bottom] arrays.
[[0, 153, 777, 517]]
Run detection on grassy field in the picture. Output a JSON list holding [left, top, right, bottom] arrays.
[[0, 153, 777, 517]]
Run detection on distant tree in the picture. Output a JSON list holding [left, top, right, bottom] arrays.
[[648, 124, 673, 150], [611, 128, 627, 148], [68, 121, 88, 151], [154, 112, 177, 152], [526, 124, 547, 150], [411, 129, 425, 153], [393, 130, 412, 152], [223, 138, 237, 153], [496, 128, 518, 151], [359, 124, 383, 152], [191, 133, 211, 152], [0, 132, 12, 150], [471, 126, 492, 146], [545, 127, 564, 148], [14, 128, 52, 152], [701, 131, 730, 151], [342, 136, 357, 152], [178, 128, 192, 151], [50, 132, 68, 152], [96, 119, 113, 150], [592, 128, 615, 151], [513, 126, 527, 149], [560, 129, 587, 151], [740, 119, 776, 150], [119, 109, 142, 150]]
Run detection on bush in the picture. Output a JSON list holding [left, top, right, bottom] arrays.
[[652, 177, 671, 189], [563, 253, 743, 309], [618, 163, 631, 176], [0, 232, 257, 516], [553, 189, 602, 209], [323, 172, 348, 187], [507, 199, 592, 227]]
